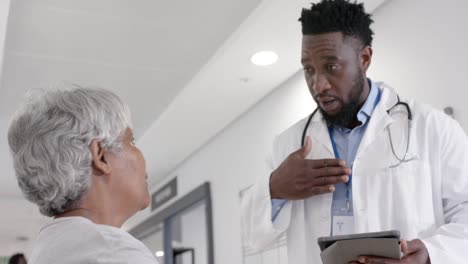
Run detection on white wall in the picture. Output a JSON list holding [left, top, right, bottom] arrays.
[[369, 0, 468, 131], [132, 0, 468, 263]]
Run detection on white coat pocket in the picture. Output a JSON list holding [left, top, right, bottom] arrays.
[[366, 159, 435, 239]]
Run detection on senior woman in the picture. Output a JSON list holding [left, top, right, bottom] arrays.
[[8, 87, 158, 263]]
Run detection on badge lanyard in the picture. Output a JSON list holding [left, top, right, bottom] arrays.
[[328, 127, 352, 211]]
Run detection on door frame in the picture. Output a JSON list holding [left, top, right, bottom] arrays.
[[130, 182, 214, 264]]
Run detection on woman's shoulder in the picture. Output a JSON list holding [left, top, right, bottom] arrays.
[[91, 222, 158, 263], [33, 217, 158, 263]]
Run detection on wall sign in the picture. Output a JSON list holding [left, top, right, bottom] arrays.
[[151, 177, 177, 211]]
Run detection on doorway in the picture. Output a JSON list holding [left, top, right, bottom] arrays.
[[130, 182, 214, 264]]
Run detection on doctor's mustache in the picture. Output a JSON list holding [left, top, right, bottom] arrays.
[[314, 93, 342, 102]]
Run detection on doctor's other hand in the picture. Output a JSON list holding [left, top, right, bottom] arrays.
[[349, 239, 430, 264], [269, 136, 351, 200]]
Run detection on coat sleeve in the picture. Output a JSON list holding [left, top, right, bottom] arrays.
[[240, 134, 294, 252], [420, 113, 468, 263]]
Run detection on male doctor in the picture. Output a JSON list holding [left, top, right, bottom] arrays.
[[242, 0, 468, 263]]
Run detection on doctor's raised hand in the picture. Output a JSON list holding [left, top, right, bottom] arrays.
[[269, 136, 351, 200]]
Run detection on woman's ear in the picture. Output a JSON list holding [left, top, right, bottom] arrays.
[[90, 139, 111, 175], [360, 46, 373, 72]]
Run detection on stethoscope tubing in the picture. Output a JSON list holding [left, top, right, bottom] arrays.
[[301, 95, 413, 166]]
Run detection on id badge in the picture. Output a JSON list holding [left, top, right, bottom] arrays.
[[332, 215, 355, 236]]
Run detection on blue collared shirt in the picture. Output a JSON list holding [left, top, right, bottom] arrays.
[[271, 79, 381, 221]]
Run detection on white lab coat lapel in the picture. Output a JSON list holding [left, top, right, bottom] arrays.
[[356, 84, 398, 159], [352, 84, 400, 232], [303, 111, 336, 243], [308, 110, 334, 157]]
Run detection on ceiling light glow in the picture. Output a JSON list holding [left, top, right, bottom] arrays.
[[251, 51, 278, 66]]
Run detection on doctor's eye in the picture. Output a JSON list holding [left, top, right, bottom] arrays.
[[326, 64, 339, 72], [303, 67, 315, 76]]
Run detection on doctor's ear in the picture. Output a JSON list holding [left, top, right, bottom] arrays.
[[89, 139, 111, 175], [359, 46, 373, 72]]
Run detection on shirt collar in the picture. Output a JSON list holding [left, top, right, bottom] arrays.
[[356, 79, 380, 125]]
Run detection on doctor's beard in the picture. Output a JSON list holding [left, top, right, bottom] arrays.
[[318, 69, 366, 128]]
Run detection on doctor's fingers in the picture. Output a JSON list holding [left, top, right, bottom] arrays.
[[299, 185, 335, 197], [401, 239, 425, 255], [303, 158, 346, 168], [299, 174, 349, 189], [306, 165, 352, 178]]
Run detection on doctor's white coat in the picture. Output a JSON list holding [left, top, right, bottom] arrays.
[[242, 84, 468, 263]]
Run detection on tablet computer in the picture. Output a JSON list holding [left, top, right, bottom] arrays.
[[317, 230, 401, 264], [318, 230, 400, 251]]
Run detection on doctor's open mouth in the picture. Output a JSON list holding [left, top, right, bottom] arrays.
[[319, 98, 341, 113]]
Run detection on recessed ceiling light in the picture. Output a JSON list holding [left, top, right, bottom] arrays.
[[240, 77, 250, 83], [251, 51, 278, 66], [155, 251, 164, 257]]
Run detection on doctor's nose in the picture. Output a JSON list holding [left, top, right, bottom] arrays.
[[312, 74, 332, 95]]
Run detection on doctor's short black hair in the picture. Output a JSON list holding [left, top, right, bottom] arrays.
[[299, 0, 374, 46], [8, 253, 26, 264]]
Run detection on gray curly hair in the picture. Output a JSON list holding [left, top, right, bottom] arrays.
[[7, 86, 132, 217]]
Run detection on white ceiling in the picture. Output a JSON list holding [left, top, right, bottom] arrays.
[[0, 0, 387, 256]]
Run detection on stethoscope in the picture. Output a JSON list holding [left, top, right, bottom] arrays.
[[301, 93, 415, 168]]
